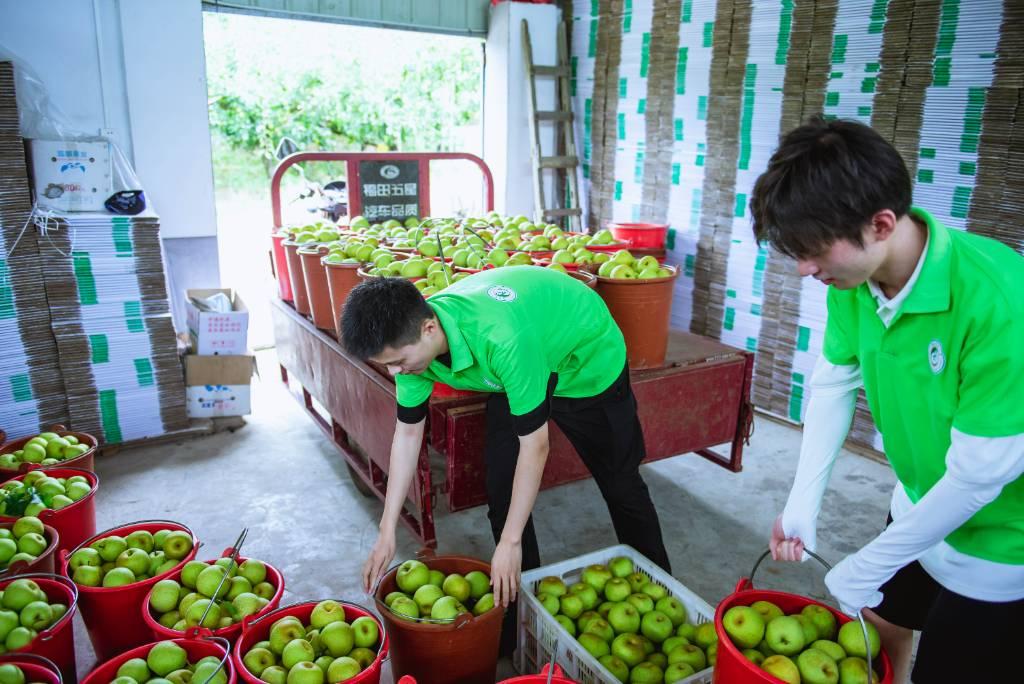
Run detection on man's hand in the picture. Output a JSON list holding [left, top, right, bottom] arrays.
[[490, 538, 522, 608], [769, 514, 806, 562], [362, 531, 396, 593]]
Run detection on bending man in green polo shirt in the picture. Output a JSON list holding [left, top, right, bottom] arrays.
[[341, 266, 671, 637], [753, 116, 1024, 683]]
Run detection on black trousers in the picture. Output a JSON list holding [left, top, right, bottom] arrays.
[[873, 517, 1024, 682], [486, 366, 671, 653], [484, 365, 672, 573]]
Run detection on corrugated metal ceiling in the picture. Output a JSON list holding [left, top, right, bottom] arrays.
[[201, 0, 490, 37]]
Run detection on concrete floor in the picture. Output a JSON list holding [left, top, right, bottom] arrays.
[[73, 348, 898, 681]]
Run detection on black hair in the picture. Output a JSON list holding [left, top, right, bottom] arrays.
[[750, 115, 912, 259], [340, 277, 435, 360]]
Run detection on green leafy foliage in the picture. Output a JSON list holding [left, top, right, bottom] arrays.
[[203, 14, 483, 192]]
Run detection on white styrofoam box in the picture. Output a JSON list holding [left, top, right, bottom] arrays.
[[185, 289, 249, 355], [184, 354, 254, 418], [185, 384, 251, 418], [516, 545, 715, 684], [29, 139, 113, 211]]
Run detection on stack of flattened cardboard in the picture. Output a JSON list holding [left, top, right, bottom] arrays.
[[35, 211, 188, 443], [0, 60, 69, 439]]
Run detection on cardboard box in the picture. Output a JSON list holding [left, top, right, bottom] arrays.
[[185, 289, 249, 355], [184, 354, 255, 418]]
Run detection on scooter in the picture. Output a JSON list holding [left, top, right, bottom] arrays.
[[274, 137, 348, 222]]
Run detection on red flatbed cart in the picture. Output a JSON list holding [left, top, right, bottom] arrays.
[[269, 152, 754, 547]]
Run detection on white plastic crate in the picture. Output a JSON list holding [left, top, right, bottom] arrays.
[[515, 544, 715, 684]]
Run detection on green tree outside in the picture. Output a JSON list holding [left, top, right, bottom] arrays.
[[204, 13, 483, 193]]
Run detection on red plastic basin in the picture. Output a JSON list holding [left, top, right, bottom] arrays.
[[142, 551, 285, 645], [608, 223, 669, 249], [59, 520, 199, 662], [232, 601, 387, 684]]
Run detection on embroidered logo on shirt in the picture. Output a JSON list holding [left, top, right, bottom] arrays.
[[482, 378, 504, 390], [928, 339, 945, 374], [487, 285, 517, 302]]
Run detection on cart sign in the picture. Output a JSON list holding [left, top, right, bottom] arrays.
[[358, 160, 420, 221]]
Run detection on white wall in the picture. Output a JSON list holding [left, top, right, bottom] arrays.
[[120, 0, 218, 240], [0, 0, 220, 330], [484, 2, 560, 219]]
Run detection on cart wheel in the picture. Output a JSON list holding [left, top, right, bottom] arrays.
[[346, 463, 375, 498]]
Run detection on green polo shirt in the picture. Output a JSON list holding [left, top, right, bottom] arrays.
[[395, 266, 626, 426], [822, 207, 1024, 564]]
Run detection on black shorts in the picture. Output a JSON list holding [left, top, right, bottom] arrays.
[[872, 517, 1024, 682]]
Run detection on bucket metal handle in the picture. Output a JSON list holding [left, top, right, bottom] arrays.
[[193, 634, 232, 684], [459, 223, 495, 258], [198, 529, 247, 629], [745, 548, 876, 680], [0, 651, 63, 683]]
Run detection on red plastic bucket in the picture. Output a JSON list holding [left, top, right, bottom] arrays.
[[299, 246, 334, 330], [142, 550, 285, 644], [608, 223, 669, 249], [0, 574, 78, 684], [430, 383, 476, 400], [81, 636, 236, 684], [499, 665, 579, 683], [595, 265, 679, 369], [271, 232, 293, 302], [0, 653, 63, 684], [0, 468, 98, 557], [373, 555, 503, 684], [60, 520, 199, 662], [283, 241, 311, 315], [0, 426, 97, 484], [0, 521, 60, 577], [232, 601, 387, 684], [324, 260, 363, 338], [713, 551, 893, 684]]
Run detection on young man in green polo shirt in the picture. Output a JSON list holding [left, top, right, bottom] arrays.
[[341, 266, 671, 644], [752, 116, 1024, 683]]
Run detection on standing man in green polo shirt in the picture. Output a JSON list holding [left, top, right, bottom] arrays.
[[752, 116, 1024, 683], [341, 266, 671, 645]]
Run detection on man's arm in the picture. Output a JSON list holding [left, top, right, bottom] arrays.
[[772, 355, 861, 561], [491, 423, 550, 607], [825, 430, 1024, 614], [362, 417, 425, 591]]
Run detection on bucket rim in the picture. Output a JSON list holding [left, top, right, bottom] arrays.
[[0, 652, 63, 684], [595, 264, 679, 285], [232, 599, 388, 684], [371, 555, 505, 631], [0, 468, 99, 523], [81, 635, 235, 684], [606, 222, 670, 230], [0, 521, 60, 578], [322, 258, 364, 269], [0, 572, 79, 640], [0, 427, 98, 472], [59, 519, 198, 594]]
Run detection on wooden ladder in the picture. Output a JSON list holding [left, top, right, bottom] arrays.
[[521, 19, 583, 232]]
